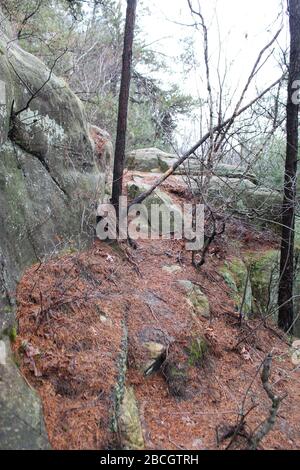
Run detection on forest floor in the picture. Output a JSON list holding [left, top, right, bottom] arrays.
[[14, 173, 300, 450]]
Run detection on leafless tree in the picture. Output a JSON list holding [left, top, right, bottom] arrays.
[[278, 0, 300, 333], [111, 0, 137, 217]]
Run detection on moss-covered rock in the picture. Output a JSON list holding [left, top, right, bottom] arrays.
[[188, 336, 208, 366], [0, 7, 113, 450], [125, 150, 259, 187], [0, 338, 50, 449], [214, 164, 258, 184], [242, 249, 300, 335], [0, 24, 113, 328], [141, 341, 166, 375], [0, 46, 13, 146], [244, 250, 279, 317], [177, 280, 210, 319], [162, 359, 188, 398], [220, 258, 252, 317], [118, 387, 144, 450], [190, 176, 282, 229]]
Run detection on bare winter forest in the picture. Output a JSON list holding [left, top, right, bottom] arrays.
[[0, 0, 300, 455]]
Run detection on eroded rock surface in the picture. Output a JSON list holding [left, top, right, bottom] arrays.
[[0, 8, 112, 449], [118, 387, 145, 450]]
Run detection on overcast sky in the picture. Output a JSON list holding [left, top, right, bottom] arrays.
[[139, 0, 287, 94], [137, 0, 288, 145]]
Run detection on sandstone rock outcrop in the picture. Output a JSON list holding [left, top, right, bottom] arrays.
[[0, 9, 112, 449]]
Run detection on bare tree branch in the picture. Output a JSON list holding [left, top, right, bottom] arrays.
[[128, 74, 285, 207]]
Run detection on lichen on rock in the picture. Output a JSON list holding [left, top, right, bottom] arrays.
[[177, 280, 210, 319], [118, 387, 144, 450], [0, 338, 50, 450], [244, 250, 279, 317], [142, 341, 166, 374], [0, 6, 113, 450], [220, 258, 252, 317], [188, 336, 208, 366], [162, 264, 183, 274]]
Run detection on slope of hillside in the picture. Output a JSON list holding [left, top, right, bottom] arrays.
[[14, 172, 300, 450]]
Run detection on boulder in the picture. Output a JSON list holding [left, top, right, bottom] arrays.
[[0, 22, 113, 324], [243, 249, 300, 336], [126, 148, 177, 173], [125, 148, 205, 175], [143, 341, 165, 358], [236, 186, 282, 225], [190, 176, 282, 227], [214, 163, 258, 184], [126, 150, 281, 228], [142, 341, 166, 376], [125, 149, 259, 188], [162, 265, 183, 274], [179, 161, 258, 184], [89, 125, 113, 200]]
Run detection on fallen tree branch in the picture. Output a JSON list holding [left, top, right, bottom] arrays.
[[248, 353, 286, 450], [128, 75, 285, 207], [225, 353, 284, 450]]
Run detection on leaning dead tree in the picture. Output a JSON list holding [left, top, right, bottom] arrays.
[[111, 0, 137, 216], [278, 0, 300, 333]]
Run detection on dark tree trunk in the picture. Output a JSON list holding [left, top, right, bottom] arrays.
[[278, 0, 300, 332], [111, 0, 137, 216]]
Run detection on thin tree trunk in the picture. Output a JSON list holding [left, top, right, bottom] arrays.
[[111, 0, 137, 216], [278, 0, 300, 333]]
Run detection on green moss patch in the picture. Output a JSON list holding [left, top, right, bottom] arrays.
[[244, 250, 279, 316], [188, 336, 208, 366], [220, 258, 252, 316]]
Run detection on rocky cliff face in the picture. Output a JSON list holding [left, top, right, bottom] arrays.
[[0, 10, 112, 449]]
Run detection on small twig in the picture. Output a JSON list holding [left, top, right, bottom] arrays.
[[146, 303, 159, 323]]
